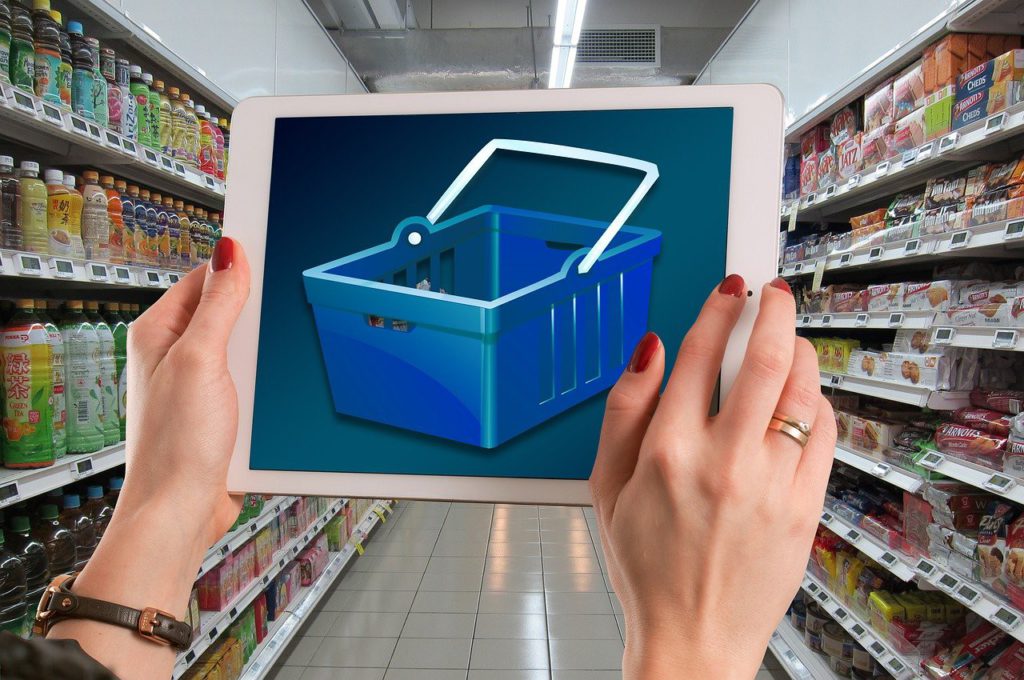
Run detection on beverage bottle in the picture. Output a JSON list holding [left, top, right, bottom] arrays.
[[152, 191, 167, 267], [116, 179, 135, 264], [80, 170, 109, 262], [130, 303, 140, 321], [6, 515, 48, 635], [116, 57, 134, 140], [50, 9, 70, 109], [128, 184, 147, 265], [182, 93, 199, 167], [142, 72, 158, 150], [100, 175, 122, 264], [0, 528, 27, 635], [32, 503, 74, 576], [0, 154, 22, 250], [1, 299, 54, 468], [85, 36, 106, 127], [103, 302, 126, 439], [168, 86, 187, 162], [175, 199, 191, 271], [67, 20, 93, 120], [105, 476, 121, 508], [141, 188, 157, 265], [200, 209, 213, 263], [17, 161, 47, 255], [213, 116, 226, 181], [60, 300, 102, 454], [8, 2, 33, 93], [61, 493, 95, 570], [210, 211, 222, 246], [154, 79, 171, 155], [85, 301, 116, 447], [60, 173, 85, 259], [44, 169, 76, 258], [82, 485, 112, 539], [163, 195, 178, 270], [186, 203, 200, 265], [100, 47, 119, 133], [0, 1, 11, 87], [40, 487, 61, 512], [30, 0, 60, 105], [197, 105, 216, 176], [128, 65, 150, 147], [36, 299, 65, 460]]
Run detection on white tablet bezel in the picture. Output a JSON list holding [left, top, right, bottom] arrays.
[[224, 84, 783, 505]]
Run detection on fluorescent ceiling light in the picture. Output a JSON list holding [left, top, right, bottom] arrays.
[[548, 0, 588, 89]]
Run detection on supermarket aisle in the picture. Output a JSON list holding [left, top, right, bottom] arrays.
[[270, 501, 787, 679]]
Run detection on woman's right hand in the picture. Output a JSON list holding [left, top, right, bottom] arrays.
[[589, 274, 836, 680]]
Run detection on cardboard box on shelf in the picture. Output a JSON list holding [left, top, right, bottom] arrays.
[[893, 107, 926, 153], [894, 61, 926, 118], [847, 349, 889, 380], [924, 85, 955, 141], [864, 80, 895, 132], [902, 281, 959, 311]]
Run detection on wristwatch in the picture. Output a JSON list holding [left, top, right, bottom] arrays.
[[33, 573, 193, 650]]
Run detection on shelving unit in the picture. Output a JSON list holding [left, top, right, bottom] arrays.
[[0, 247, 188, 290], [819, 372, 970, 409], [768, 618, 843, 680], [197, 497, 298, 580], [818, 507, 917, 581], [833, 445, 925, 494], [913, 449, 1024, 503], [798, 311, 934, 330], [0, 443, 125, 510]]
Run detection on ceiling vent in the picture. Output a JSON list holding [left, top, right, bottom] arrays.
[[577, 26, 660, 67]]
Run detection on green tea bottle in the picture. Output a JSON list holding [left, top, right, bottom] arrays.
[[1, 299, 54, 468], [0, 1, 12, 86], [60, 300, 102, 454], [85, 301, 117, 446], [103, 302, 125, 440], [8, 2, 33, 93], [36, 300, 65, 459]]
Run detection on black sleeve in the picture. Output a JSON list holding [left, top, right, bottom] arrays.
[[0, 632, 119, 680]]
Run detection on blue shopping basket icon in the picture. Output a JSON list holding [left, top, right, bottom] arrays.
[[303, 139, 662, 448]]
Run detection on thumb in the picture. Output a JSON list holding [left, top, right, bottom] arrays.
[[182, 236, 251, 351], [590, 332, 664, 513]]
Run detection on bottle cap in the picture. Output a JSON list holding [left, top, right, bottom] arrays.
[[104, 302, 119, 312], [63, 175, 75, 188], [127, 184, 139, 194], [85, 36, 98, 47], [85, 301, 99, 311], [163, 196, 173, 206], [114, 180, 127, 191], [151, 192, 162, 202], [82, 169, 99, 182], [63, 494, 81, 509], [50, 9, 61, 23], [174, 199, 184, 210], [32, 0, 50, 11], [220, 118, 229, 127], [86, 485, 104, 499], [19, 160, 39, 173], [186, 99, 195, 109], [44, 169, 64, 183], [0, 155, 13, 166], [142, 72, 153, 85], [129, 64, 142, 76], [100, 174, 114, 185], [67, 20, 83, 34], [40, 504, 59, 520], [185, 204, 195, 212], [140, 189, 150, 199], [154, 79, 164, 90], [10, 516, 30, 533], [66, 300, 83, 310], [109, 477, 123, 491], [195, 104, 205, 115], [17, 298, 34, 309]]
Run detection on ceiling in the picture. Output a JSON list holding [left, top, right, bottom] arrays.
[[306, 0, 756, 91]]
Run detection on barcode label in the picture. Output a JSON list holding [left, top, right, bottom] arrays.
[[76, 400, 89, 423]]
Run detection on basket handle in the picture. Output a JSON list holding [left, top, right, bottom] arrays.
[[426, 139, 659, 275]]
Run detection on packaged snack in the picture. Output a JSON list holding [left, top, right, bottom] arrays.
[[893, 107, 926, 153], [894, 61, 926, 117], [834, 134, 863, 183], [831, 338, 861, 374], [935, 422, 1007, 465], [924, 84, 956, 141], [847, 349, 887, 380], [902, 281, 958, 311], [889, 352, 953, 389], [864, 80, 895, 132], [835, 409, 854, 445], [852, 415, 898, 453], [823, 285, 863, 313], [817, 149, 836, 189], [863, 283, 902, 312], [800, 154, 818, 196], [860, 124, 894, 167], [892, 328, 933, 354], [923, 33, 968, 95], [941, 297, 1024, 327], [886, 191, 925, 229], [971, 388, 1024, 415], [953, 56, 1023, 130], [801, 124, 830, 160], [830, 106, 860, 146], [958, 281, 1024, 306], [922, 621, 1013, 680], [954, 407, 1013, 437], [982, 156, 1024, 193], [850, 208, 888, 230], [923, 172, 968, 234], [993, 49, 1024, 82]]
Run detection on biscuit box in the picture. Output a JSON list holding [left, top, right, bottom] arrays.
[[800, 154, 818, 196], [864, 80, 895, 131], [893, 107, 926, 153], [887, 352, 952, 389], [835, 135, 862, 183], [860, 124, 894, 167], [847, 349, 889, 380], [817, 149, 836, 189], [894, 62, 926, 118], [902, 280, 960, 311], [823, 285, 863, 313], [852, 415, 899, 453], [941, 297, 1024, 327], [892, 328, 933, 354], [863, 283, 902, 311], [924, 85, 955, 140], [801, 123, 830, 161], [952, 54, 1023, 130], [835, 409, 854, 446]]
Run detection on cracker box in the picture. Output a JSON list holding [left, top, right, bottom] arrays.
[[894, 61, 925, 118], [958, 281, 1024, 306], [902, 280, 958, 311], [823, 285, 863, 313], [863, 283, 902, 312], [861, 124, 894, 167], [953, 55, 1023, 130], [852, 415, 898, 453], [942, 297, 1024, 327], [835, 134, 862, 183], [847, 349, 888, 380], [893, 107, 926, 154], [801, 124, 830, 161], [924, 34, 969, 95], [800, 154, 818, 196], [924, 85, 955, 141], [892, 328, 933, 354], [888, 352, 953, 389], [817, 149, 836, 189], [864, 80, 895, 132], [830, 105, 860, 146]]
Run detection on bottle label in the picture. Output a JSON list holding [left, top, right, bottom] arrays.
[[57, 62, 72, 109], [82, 190, 109, 261], [106, 197, 124, 264], [72, 68, 95, 120], [61, 325, 102, 453], [0, 29, 11, 84], [132, 88, 151, 142], [47, 196, 74, 256], [33, 48, 62, 104], [97, 330, 117, 444], [117, 362, 126, 425], [91, 71, 108, 128], [10, 38, 35, 91], [2, 323, 54, 465], [107, 83, 122, 133], [122, 90, 137, 139]]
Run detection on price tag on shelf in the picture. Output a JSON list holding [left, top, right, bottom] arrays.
[[805, 582, 819, 594], [875, 160, 890, 177], [87, 262, 108, 282], [792, 262, 803, 274], [887, 312, 904, 328], [249, 522, 258, 534], [847, 174, 861, 189], [112, 266, 132, 284], [9, 88, 38, 115], [68, 114, 92, 137], [837, 252, 853, 267], [915, 559, 937, 577], [938, 131, 959, 154], [787, 202, 798, 232], [0, 481, 21, 506], [983, 474, 1016, 493], [854, 313, 869, 327], [937, 572, 960, 593], [829, 374, 843, 388], [821, 511, 834, 524], [160, 155, 174, 172], [71, 457, 94, 480], [166, 272, 181, 285], [917, 141, 935, 161], [278, 558, 285, 568], [870, 462, 891, 478], [372, 507, 387, 523], [121, 138, 138, 155], [262, 574, 269, 585], [816, 591, 829, 604], [229, 607, 237, 619], [173, 162, 187, 178], [17, 254, 44, 276], [103, 130, 122, 150], [955, 583, 981, 605], [50, 258, 74, 278], [142, 148, 160, 166], [869, 640, 886, 656], [86, 122, 101, 141], [38, 101, 64, 127], [992, 607, 1021, 632], [985, 111, 1008, 135], [903, 239, 920, 256], [833, 607, 848, 621], [932, 327, 955, 345], [901, 148, 917, 166], [144, 270, 162, 286], [799, 315, 811, 327], [824, 184, 837, 199], [993, 330, 1019, 349], [804, 192, 816, 206], [219, 544, 229, 557], [918, 451, 944, 470], [208, 626, 218, 640], [948, 229, 971, 249], [1005, 220, 1024, 241], [820, 314, 833, 327], [867, 246, 883, 261], [887, 658, 906, 675]]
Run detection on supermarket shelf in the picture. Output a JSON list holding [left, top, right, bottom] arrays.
[[783, 100, 1024, 221], [912, 556, 1024, 644], [173, 499, 348, 679], [197, 497, 298, 581], [781, 217, 1024, 278], [913, 449, 1024, 504], [798, 311, 933, 330], [833, 445, 925, 494], [801, 573, 922, 680], [57, 0, 237, 113], [948, 0, 1024, 33], [929, 324, 1024, 352], [819, 507, 917, 581], [0, 84, 225, 208], [0, 443, 125, 510], [769, 618, 843, 680], [239, 502, 391, 679], [0, 248, 188, 290], [820, 372, 970, 409]]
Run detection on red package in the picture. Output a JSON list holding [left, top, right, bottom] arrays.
[[923, 620, 1013, 679], [935, 422, 1007, 464], [971, 388, 1024, 415], [953, 407, 1013, 436], [801, 154, 818, 195]]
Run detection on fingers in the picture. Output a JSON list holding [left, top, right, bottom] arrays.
[[766, 338, 822, 461], [794, 396, 836, 500], [720, 279, 797, 432], [590, 332, 665, 514], [180, 237, 251, 353], [653, 274, 747, 430], [127, 265, 207, 374]]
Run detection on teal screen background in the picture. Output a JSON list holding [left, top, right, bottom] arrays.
[[252, 107, 733, 479]]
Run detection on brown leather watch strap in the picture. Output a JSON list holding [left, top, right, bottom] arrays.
[[35, 573, 192, 650]]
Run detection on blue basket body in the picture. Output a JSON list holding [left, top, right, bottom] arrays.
[[302, 205, 661, 449]]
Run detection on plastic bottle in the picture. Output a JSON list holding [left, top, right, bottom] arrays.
[[168, 86, 187, 162], [67, 20, 92, 120], [186, 203, 200, 265], [154, 79, 171, 155], [141, 188, 157, 265], [60, 300, 102, 454], [128, 65, 150, 147], [105, 476, 121, 508], [17, 161, 47, 254], [210, 211, 222, 246], [197, 105, 217, 176], [152, 192, 168, 267], [32, 503, 74, 576], [85, 301, 116, 447], [44, 169, 76, 258], [8, 2, 33, 93], [0, 529, 27, 635], [1, 299, 53, 468], [100, 47, 118, 133], [6, 515, 48, 635], [103, 302, 126, 439], [175, 199, 191, 271], [61, 173, 85, 258], [116, 57, 134, 140], [30, 0, 59, 105], [82, 485, 112, 539], [0, 155, 22, 250], [128, 184, 147, 265], [213, 116, 226, 181], [0, 1, 11, 87], [163, 195, 178, 270], [85, 37, 106, 127], [80, 170, 108, 262], [99, 175, 122, 264], [142, 72, 158, 150], [182, 93, 199, 167], [37, 300, 65, 460], [51, 9, 70, 109], [116, 179, 135, 265], [61, 493, 95, 570], [199, 209, 212, 263]]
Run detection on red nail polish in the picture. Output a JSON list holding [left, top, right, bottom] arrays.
[[628, 332, 659, 373], [211, 236, 235, 272], [718, 274, 745, 298], [770, 277, 791, 294]]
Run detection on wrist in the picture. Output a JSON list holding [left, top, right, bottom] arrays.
[[622, 619, 761, 680]]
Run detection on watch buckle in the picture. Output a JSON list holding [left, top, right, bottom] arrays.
[[32, 573, 76, 635], [138, 607, 174, 645]]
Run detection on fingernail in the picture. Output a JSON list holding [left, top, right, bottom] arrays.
[[718, 273, 745, 298], [628, 332, 660, 373], [211, 236, 235, 273], [770, 277, 791, 295]]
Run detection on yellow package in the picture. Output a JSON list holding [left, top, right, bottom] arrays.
[[814, 544, 838, 584], [869, 591, 905, 633], [843, 556, 866, 603], [916, 591, 949, 624], [895, 592, 927, 623]]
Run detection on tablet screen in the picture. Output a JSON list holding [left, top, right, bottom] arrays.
[[254, 107, 732, 480]]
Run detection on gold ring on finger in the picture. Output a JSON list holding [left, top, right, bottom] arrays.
[[768, 417, 810, 448]]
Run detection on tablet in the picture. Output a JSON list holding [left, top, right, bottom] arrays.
[[225, 85, 783, 505]]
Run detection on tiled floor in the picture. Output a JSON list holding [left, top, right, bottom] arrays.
[[269, 502, 788, 680]]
